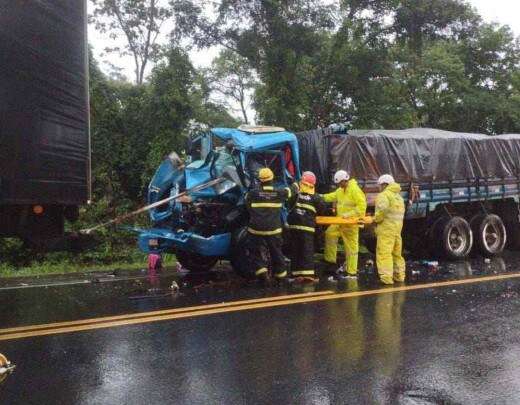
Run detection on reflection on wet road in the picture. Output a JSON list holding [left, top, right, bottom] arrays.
[[2, 253, 520, 403]]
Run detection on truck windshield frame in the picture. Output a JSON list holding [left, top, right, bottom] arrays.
[[243, 150, 288, 186]]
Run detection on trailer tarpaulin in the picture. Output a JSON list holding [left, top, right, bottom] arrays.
[[295, 128, 348, 191], [0, 0, 89, 205], [329, 128, 520, 185]]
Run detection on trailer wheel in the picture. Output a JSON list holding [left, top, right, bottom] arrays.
[[470, 214, 506, 257], [176, 250, 218, 273], [435, 216, 473, 260]]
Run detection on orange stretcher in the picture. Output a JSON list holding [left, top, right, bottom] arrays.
[[316, 216, 374, 226]]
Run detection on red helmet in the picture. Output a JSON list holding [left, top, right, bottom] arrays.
[[301, 171, 316, 186]]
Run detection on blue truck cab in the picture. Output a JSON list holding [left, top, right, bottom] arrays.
[[138, 126, 301, 273]]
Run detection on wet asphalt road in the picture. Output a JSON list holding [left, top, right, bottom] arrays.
[[2, 255, 520, 403]]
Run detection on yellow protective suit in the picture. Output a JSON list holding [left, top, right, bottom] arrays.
[[323, 179, 367, 275], [375, 183, 406, 284]]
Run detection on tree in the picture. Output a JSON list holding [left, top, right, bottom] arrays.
[[142, 47, 197, 181], [90, 0, 172, 84], [393, 0, 480, 55], [90, 76, 153, 205], [89, 44, 238, 208], [457, 24, 520, 133], [173, 0, 336, 129], [207, 50, 257, 124], [326, 0, 520, 133], [408, 41, 470, 128], [143, 46, 239, 182], [172, 0, 520, 133]]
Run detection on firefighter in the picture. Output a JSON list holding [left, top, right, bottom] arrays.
[[245, 167, 295, 281], [374, 174, 406, 285], [287, 171, 322, 282], [322, 170, 367, 277]]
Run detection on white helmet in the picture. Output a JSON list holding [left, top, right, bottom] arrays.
[[334, 170, 350, 184], [378, 174, 395, 185]]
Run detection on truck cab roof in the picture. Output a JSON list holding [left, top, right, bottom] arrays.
[[211, 127, 299, 155]]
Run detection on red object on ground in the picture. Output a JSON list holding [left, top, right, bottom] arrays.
[[148, 253, 162, 272]]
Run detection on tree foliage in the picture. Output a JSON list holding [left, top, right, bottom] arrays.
[[90, 0, 173, 84], [207, 49, 257, 124], [88, 47, 237, 210], [87, 0, 520, 206], [173, 0, 336, 128], [173, 0, 520, 133]]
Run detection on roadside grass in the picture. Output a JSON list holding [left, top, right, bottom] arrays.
[[0, 261, 143, 278], [0, 254, 177, 279], [0, 236, 176, 279]]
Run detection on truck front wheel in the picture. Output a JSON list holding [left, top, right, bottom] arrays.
[[230, 227, 260, 278], [175, 250, 218, 273], [434, 216, 473, 260], [471, 214, 506, 257]]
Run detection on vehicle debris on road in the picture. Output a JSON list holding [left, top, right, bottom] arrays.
[[0, 353, 15, 384]]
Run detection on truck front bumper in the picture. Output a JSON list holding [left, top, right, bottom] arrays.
[[138, 228, 231, 257]]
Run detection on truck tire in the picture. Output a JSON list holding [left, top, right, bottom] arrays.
[[230, 227, 259, 277], [470, 214, 506, 257], [176, 249, 218, 273], [434, 216, 473, 260]]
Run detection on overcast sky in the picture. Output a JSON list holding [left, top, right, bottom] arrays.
[[469, 0, 520, 34]]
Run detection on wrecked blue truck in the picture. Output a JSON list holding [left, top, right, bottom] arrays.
[[139, 126, 520, 271], [138, 127, 301, 273]]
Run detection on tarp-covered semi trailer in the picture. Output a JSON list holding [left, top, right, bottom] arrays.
[[0, 1, 90, 246], [297, 128, 520, 259]]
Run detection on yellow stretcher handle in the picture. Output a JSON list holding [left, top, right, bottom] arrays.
[[315, 216, 374, 226]]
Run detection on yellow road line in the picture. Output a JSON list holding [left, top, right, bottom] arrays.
[[2, 272, 520, 341], [0, 290, 334, 335]]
